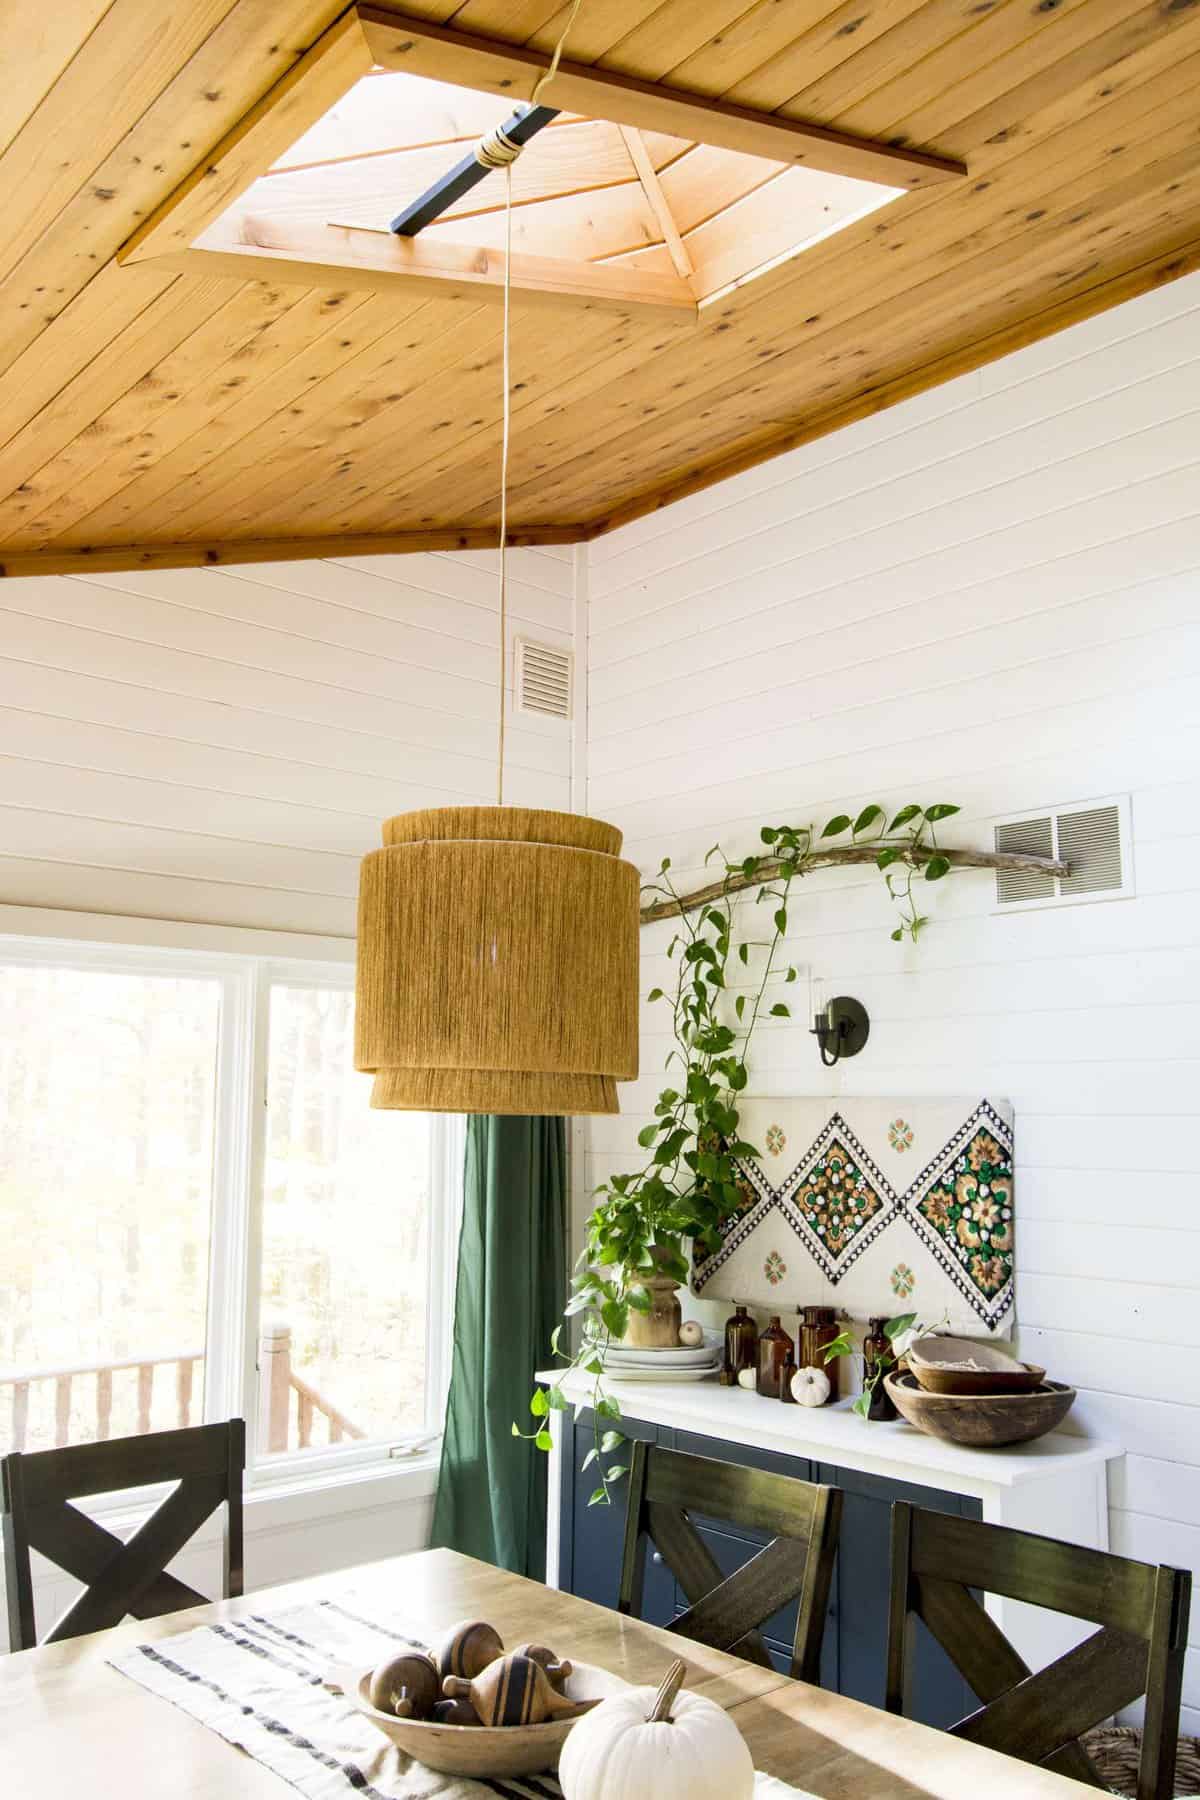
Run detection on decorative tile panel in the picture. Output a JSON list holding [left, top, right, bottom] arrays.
[[691, 1096, 1015, 1337]]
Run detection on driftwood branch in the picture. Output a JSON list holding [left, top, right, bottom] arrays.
[[639, 843, 1068, 926]]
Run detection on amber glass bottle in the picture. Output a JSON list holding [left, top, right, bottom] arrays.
[[799, 1305, 841, 1400], [863, 1314, 898, 1420], [757, 1315, 793, 1399], [722, 1303, 758, 1386]]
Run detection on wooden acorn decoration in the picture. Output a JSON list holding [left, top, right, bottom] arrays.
[[443, 1652, 589, 1728], [436, 1618, 505, 1683], [432, 1697, 480, 1727], [366, 1650, 440, 1720], [511, 1643, 572, 1692]]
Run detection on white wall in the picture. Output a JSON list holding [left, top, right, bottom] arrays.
[[0, 545, 575, 936], [584, 270, 1200, 1732], [0, 541, 573, 1641]]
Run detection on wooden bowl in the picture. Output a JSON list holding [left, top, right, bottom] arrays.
[[885, 1371, 1076, 1447], [352, 1660, 627, 1776], [910, 1359, 1047, 1397], [906, 1335, 1044, 1395]]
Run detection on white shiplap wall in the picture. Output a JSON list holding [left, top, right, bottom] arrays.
[[0, 545, 575, 936], [585, 271, 1200, 1732], [0, 541, 573, 1637]]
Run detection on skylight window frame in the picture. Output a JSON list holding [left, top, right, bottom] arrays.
[[117, 6, 963, 321]]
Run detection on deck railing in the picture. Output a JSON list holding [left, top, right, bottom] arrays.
[[0, 1323, 364, 1455]]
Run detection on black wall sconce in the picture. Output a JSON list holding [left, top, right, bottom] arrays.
[[811, 994, 870, 1067]]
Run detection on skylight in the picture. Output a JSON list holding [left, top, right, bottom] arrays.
[[209, 69, 901, 313]]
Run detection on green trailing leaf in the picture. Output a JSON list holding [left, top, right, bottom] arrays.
[[924, 855, 951, 881], [852, 1392, 871, 1420], [876, 847, 903, 869], [530, 1388, 549, 1417], [923, 803, 960, 822], [889, 803, 922, 830], [535, 1429, 553, 1452], [581, 1446, 598, 1470], [853, 804, 884, 835], [769, 1002, 790, 1018], [647, 986, 664, 1002], [588, 1487, 607, 1506], [774, 907, 787, 933], [601, 1430, 623, 1452], [821, 814, 852, 838]]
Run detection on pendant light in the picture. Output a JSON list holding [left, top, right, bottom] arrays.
[[355, 1, 639, 1116]]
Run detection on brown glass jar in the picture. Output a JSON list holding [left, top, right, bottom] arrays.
[[779, 1346, 798, 1404], [863, 1314, 898, 1420], [798, 1305, 841, 1400], [757, 1315, 793, 1400], [722, 1303, 758, 1385]]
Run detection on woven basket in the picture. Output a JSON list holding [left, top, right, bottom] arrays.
[[1083, 1726, 1200, 1797]]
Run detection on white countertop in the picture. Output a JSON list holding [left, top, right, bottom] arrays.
[[538, 1367, 1122, 1498]]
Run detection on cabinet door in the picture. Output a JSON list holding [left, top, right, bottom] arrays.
[[564, 1409, 675, 1626], [818, 1462, 980, 1728]]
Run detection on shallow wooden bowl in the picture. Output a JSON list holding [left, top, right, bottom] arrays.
[[906, 1334, 1045, 1396], [885, 1371, 1075, 1447], [910, 1360, 1047, 1396], [352, 1661, 626, 1776]]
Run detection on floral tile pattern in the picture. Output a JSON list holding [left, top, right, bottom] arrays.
[[904, 1100, 1015, 1332], [690, 1096, 1016, 1336], [890, 1262, 915, 1298], [793, 1136, 886, 1258], [763, 1249, 787, 1286]]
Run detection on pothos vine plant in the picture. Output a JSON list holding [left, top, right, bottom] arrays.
[[516, 800, 961, 1503]]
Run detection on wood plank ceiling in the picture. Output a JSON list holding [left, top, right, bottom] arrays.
[[1, 0, 1199, 577]]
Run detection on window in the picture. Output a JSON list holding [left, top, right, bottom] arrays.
[[0, 939, 460, 1482]]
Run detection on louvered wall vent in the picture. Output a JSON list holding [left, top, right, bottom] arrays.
[[993, 796, 1132, 910], [515, 637, 573, 721]]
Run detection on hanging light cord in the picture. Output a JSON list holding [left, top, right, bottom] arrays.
[[492, 0, 585, 806]]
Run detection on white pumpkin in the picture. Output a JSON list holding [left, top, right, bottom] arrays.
[[736, 1366, 757, 1391], [558, 1660, 754, 1800], [790, 1365, 831, 1407], [677, 1320, 705, 1348]]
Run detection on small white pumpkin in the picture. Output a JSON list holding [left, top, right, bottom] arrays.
[[558, 1659, 754, 1800], [790, 1365, 831, 1407], [736, 1366, 757, 1391], [677, 1320, 705, 1348]]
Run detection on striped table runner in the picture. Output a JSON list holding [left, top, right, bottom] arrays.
[[108, 1594, 810, 1800]]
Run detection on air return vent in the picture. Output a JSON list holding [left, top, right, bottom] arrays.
[[515, 637, 572, 721], [993, 797, 1131, 910]]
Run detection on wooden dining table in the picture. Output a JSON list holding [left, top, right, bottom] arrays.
[[0, 1546, 1089, 1798]]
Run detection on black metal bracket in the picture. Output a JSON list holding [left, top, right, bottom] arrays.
[[389, 104, 561, 237]]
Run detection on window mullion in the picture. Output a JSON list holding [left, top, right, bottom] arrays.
[[202, 965, 260, 1434]]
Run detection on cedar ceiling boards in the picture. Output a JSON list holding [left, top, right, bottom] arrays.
[[1, 0, 1199, 577]]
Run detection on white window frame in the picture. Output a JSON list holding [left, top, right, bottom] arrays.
[[0, 930, 462, 1497]]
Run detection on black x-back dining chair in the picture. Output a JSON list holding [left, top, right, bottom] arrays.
[[886, 1501, 1192, 1800], [618, 1438, 842, 1683], [1, 1418, 245, 1649]]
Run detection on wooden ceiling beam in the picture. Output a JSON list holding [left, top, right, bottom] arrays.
[[359, 7, 966, 191], [182, 216, 697, 318], [0, 524, 583, 581], [618, 125, 694, 283]]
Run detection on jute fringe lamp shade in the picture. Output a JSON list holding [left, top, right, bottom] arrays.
[[355, 806, 640, 1115]]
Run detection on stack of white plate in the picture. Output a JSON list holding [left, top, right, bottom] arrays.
[[595, 1335, 721, 1383]]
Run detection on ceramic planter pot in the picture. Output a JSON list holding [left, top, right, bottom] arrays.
[[621, 1247, 682, 1349]]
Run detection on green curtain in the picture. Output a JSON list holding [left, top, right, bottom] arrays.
[[430, 1114, 566, 1579]]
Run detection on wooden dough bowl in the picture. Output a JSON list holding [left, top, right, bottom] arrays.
[[885, 1371, 1076, 1447], [353, 1661, 627, 1776], [906, 1335, 1046, 1396]]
